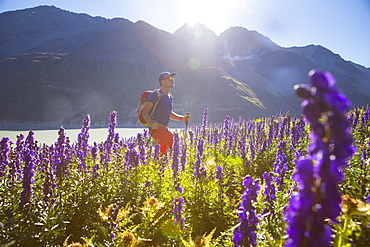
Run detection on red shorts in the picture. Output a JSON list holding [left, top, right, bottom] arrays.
[[149, 126, 173, 155]]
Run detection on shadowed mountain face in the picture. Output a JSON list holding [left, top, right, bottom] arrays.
[[1, 5, 369, 127]]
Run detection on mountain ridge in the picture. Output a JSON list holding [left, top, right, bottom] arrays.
[[0, 5, 369, 127]]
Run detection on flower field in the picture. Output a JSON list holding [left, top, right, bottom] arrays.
[[0, 71, 369, 247]]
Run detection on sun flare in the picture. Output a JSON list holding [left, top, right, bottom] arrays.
[[178, 0, 238, 34]]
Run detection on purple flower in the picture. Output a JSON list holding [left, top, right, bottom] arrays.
[[263, 172, 276, 214], [172, 133, 180, 179], [273, 141, 288, 190], [20, 149, 36, 208], [137, 133, 147, 166], [194, 139, 205, 178], [41, 147, 56, 204], [105, 111, 119, 161], [285, 70, 354, 247], [0, 137, 11, 177], [233, 175, 260, 247], [202, 108, 208, 138], [173, 184, 185, 229], [216, 165, 223, 181], [124, 143, 140, 170], [180, 144, 187, 172], [223, 115, 230, 143], [14, 134, 25, 180], [77, 115, 90, 172], [91, 142, 100, 178], [53, 126, 69, 179]]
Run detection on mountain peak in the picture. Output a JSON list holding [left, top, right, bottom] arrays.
[[175, 22, 216, 37]]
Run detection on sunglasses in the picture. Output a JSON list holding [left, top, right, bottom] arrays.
[[166, 76, 174, 81]]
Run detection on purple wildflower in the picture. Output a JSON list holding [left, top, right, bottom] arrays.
[[194, 139, 205, 178], [273, 141, 288, 190], [25, 130, 35, 150], [41, 146, 56, 204], [77, 115, 90, 172], [172, 133, 180, 179], [284, 70, 354, 246], [91, 142, 99, 179], [124, 143, 140, 170], [104, 111, 119, 162], [0, 137, 11, 177], [216, 165, 223, 181], [14, 134, 25, 180], [173, 184, 185, 229], [233, 175, 260, 247], [223, 115, 230, 143], [189, 131, 194, 144], [202, 108, 208, 138], [180, 144, 187, 172], [53, 126, 69, 179], [263, 172, 276, 214], [20, 149, 36, 208], [137, 133, 147, 166], [216, 165, 226, 207]]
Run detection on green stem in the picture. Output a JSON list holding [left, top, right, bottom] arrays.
[[336, 214, 349, 247]]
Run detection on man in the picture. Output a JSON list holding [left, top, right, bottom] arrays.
[[141, 71, 190, 155]]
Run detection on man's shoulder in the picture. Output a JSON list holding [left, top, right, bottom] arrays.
[[147, 89, 161, 102]]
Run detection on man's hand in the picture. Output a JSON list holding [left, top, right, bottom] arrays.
[[184, 113, 190, 123], [151, 122, 159, 130]]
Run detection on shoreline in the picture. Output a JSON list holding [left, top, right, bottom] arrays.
[[0, 122, 140, 131], [0, 121, 190, 131]]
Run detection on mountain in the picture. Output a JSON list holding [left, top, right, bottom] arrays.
[[0, 5, 369, 128]]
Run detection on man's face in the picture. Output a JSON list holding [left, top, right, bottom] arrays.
[[162, 76, 175, 88]]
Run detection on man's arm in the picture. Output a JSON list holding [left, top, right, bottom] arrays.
[[141, 102, 159, 129], [170, 112, 190, 122]]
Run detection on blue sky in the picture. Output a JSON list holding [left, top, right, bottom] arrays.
[[1, 0, 370, 68]]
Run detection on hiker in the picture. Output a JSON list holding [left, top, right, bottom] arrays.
[[141, 72, 190, 155]]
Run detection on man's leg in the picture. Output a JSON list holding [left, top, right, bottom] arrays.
[[149, 126, 173, 155]]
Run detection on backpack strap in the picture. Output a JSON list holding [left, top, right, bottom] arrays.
[[149, 89, 161, 119]]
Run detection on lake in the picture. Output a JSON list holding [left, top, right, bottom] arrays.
[[0, 128, 181, 145]]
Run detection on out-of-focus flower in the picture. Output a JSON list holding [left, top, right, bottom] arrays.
[[142, 197, 164, 211], [284, 70, 354, 247], [341, 195, 370, 216], [120, 232, 139, 246]]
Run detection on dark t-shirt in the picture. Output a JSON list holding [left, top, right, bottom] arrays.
[[147, 89, 173, 126]]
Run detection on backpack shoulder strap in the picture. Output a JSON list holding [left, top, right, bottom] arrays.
[[149, 89, 162, 118]]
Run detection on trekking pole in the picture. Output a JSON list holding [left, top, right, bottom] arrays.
[[184, 112, 190, 140]]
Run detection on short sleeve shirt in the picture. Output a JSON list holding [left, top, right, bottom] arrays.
[[147, 90, 173, 126]]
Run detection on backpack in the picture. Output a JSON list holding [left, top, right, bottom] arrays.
[[137, 89, 161, 127]]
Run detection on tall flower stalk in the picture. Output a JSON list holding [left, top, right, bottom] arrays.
[[173, 183, 185, 229], [77, 114, 91, 173], [20, 149, 36, 208], [233, 175, 260, 246], [284, 70, 354, 246], [0, 137, 10, 177]]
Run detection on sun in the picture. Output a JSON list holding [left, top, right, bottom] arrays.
[[178, 0, 239, 34]]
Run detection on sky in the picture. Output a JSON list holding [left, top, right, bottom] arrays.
[[1, 0, 370, 68]]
